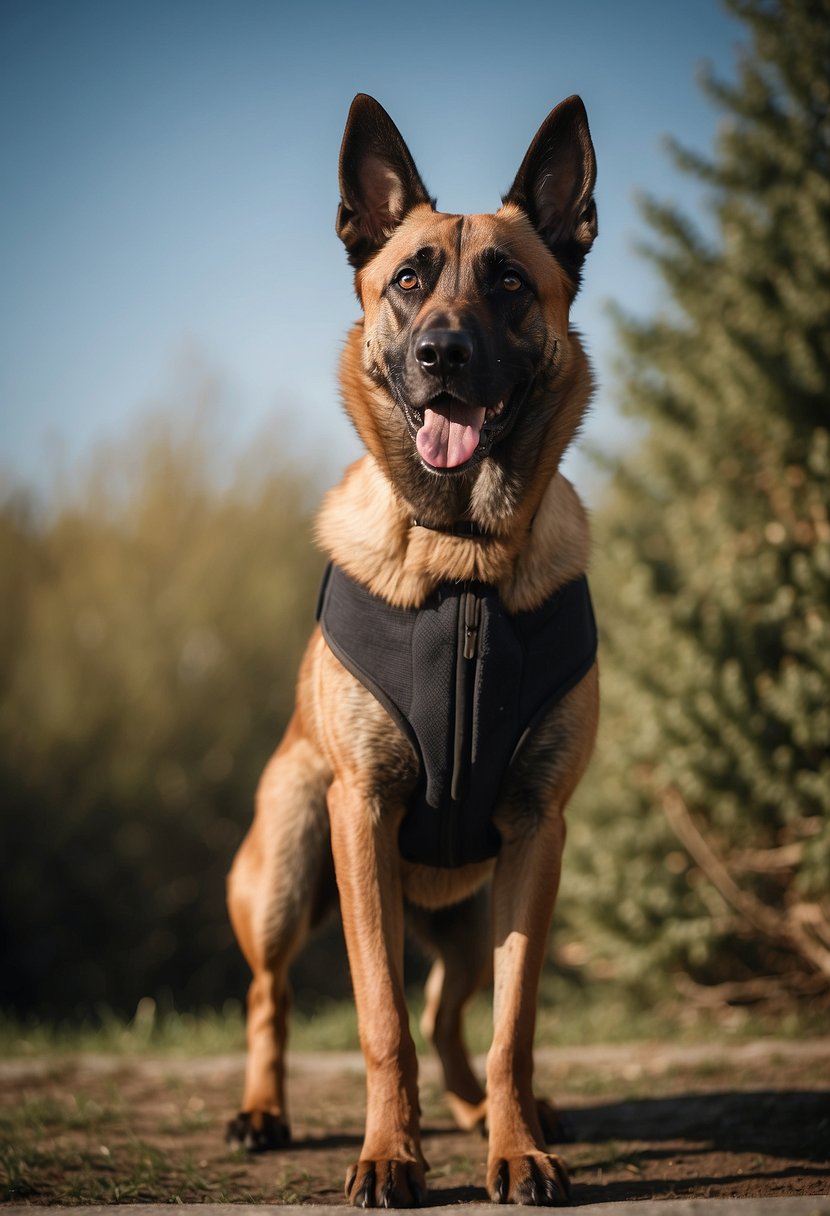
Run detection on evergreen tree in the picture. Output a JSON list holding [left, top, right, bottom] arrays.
[[563, 0, 830, 1013]]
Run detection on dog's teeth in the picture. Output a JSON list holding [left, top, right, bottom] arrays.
[[486, 400, 506, 421]]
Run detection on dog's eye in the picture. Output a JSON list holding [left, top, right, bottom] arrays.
[[395, 269, 420, 291], [501, 271, 523, 292]]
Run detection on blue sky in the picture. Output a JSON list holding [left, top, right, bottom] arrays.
[[0, 0, 744, 502]]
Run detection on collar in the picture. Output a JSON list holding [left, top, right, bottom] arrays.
[[411, 516, 494, 540]]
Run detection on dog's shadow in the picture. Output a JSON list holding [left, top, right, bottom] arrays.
[[275, 1088, 828, 1203], [291, 1131, 363, 1151], [562, 1088, 830, 1202]]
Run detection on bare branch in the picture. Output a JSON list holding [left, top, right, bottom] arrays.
[[674, 970, 829, 1010], [662, 790, 830, 979], [732, 843, 802, 872]]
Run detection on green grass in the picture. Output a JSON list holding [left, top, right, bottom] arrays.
[[2, 977, 826, 1060], [0, 1002, 247, 1059], [0, 1000, 361, 1058], [0, 1095, 118, 1135], [0, 1138, 267, 1205], [0, 1083, 271, 1204]]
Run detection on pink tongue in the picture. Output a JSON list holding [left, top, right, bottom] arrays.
[[416, 401, 486, 469]]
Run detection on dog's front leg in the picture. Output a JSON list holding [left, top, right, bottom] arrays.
[[328, 777, 427, 1208], [486, 813, 571, 1206]]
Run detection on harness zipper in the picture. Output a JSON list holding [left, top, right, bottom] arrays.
[[444, 584, 481, 865], [463, 588, 480, 659]]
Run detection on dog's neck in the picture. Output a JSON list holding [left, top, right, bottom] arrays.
[[314, 455, 590, 614]]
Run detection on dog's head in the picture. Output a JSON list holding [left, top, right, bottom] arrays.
[[336, 95, 597, 529]]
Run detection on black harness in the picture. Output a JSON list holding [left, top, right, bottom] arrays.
[[317, 561, 597, 868]]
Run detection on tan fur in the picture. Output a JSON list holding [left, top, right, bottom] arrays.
[[226, 95, 599, 1206]]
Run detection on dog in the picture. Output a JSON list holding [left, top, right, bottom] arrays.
[[226, 93, 599, 1207]]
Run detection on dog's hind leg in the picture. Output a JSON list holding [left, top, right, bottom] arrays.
[[413, 890, 572, 1146], [225, 715, 332, 1152], [411, 889, 492, 1133]]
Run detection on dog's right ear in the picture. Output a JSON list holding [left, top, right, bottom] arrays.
[[336, 95, 434, 269]]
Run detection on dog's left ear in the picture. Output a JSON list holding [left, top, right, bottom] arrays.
[[337, 94, 434, 269], [504, 96, 597, 287]]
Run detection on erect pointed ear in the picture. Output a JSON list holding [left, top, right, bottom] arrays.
[[504, 96, 597, 287], [336, 94, 434, 269]]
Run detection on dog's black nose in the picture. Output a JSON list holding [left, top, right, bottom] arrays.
[[415, 328, 474, 377]]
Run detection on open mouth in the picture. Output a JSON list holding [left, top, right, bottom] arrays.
[[405, 391, 514, 473]]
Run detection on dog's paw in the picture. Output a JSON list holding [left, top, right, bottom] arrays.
[[488, 1151, 570, 1205], [225, 1110, 291, 1152], [536, 1097, 576, 1145], [345, 1158, 426, 1208]]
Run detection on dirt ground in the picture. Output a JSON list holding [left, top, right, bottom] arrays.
[[1, 1039, 828, 1205]]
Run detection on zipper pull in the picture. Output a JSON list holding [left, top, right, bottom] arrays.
[[463, 590, 481, 660]]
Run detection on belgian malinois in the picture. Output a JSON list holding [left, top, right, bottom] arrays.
[[226, 93, 599, 1206]]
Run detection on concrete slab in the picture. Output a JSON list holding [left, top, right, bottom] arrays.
[[3, 1199, 828, 1216]]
